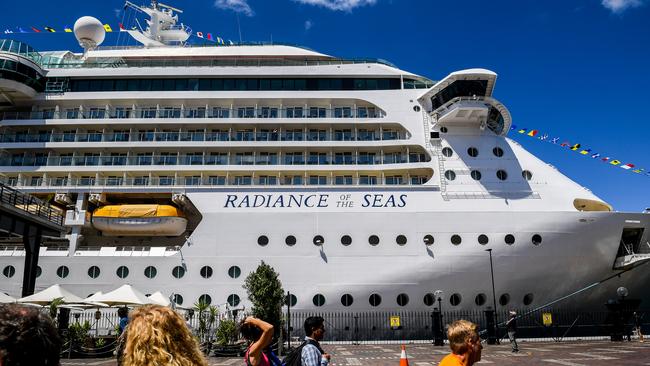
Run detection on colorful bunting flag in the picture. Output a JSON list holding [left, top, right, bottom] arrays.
[[3, 29, 13, 34], [119, 23, 126, 31], [610, 160, 621, 166], [64, 25, 72, 32], [229, 40, 234, 45], [579, 149, 591, 155], [621, 163, 634, 170], [539, 133, 549, 141], [103, 24, 112, 32], [551, 137, 560, 144], [510, 125, 517, 131], [527, 130, 538, 137], [30, 26, 41, 33], [44, 26, 56, 32], [602, 157, 610, 162], [560, 142, 570, 147], [570, 144, 581, 151], [518, 128, 527, 134], [16, 27, 27, 33], [591, 153, 601, 159], [632, 168, 644, 174]]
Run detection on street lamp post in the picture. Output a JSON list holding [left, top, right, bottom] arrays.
[[486, 248, 499, 344], [433, 290, 444, 346]]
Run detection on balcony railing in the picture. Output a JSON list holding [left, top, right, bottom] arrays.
[[0, 182, 64, 226]]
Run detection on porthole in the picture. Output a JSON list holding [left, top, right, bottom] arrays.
[[2, 265, 15, 278], [470, 170, 482, 181], [369, 293, 382, 307], [88, 266, 100, 279], [116, 266, 129, 279], [413, 105, 421, 112], [467, 147, 479, 157], [36, 266, 42, 278], [478, 234, 489, 245], [227, 294, 240, 307], [499, 293, 510, 306], [368, 235, 380, 246], [444, 170, 456, 181], [522, 170, 533, 181], [397, 293, 409, 306], [172, 294, 184, 306], [285, 293, 297, 307], [341, 235, 352, 246], [475, 293, 487, 306], [57, 265, 69, 279], [423, 235, 435, 246], [441, 147, 454, 157], [451, 235, 462, 245], [496, 170, 508, 181], [200, 266, 213, 279], [341, 294, 354, 307], [198, 294, 212, 305], [450, 293, 462, 306], [312, 294, 326, 307], [396, 235, 407, 246], [144, 266, 157, 279], [440, 126, 448, 133], [313, 235, 324, 246], [228, 265, 241, 279], [493, 147, 504, 157], [258, 235, 269, 246], [285, 235, 296, 246], [172, 265, 185, 279], [423, 293, 436, 306], [532, 234, 542, 246], [505, 234, 515, 245], [523, 293, 534, 306]]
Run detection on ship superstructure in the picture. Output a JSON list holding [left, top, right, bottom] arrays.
[[0, 1, 649, 312]]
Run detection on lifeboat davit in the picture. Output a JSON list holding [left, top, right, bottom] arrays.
[[92, 204, 187, 236]]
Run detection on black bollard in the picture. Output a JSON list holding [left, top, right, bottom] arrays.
[[432, 309, 444, 346]]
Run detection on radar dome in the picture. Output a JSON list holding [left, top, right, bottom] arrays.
[[73, 16, 105, 50]]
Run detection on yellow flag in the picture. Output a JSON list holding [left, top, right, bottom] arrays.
[[103, 24, 113, 32], [610, 160, 621, 166]]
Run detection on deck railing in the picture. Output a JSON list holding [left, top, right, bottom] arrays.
[[0, 182, 64, 226]]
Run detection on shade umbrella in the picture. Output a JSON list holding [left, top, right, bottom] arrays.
[[94, 284, 149, 306], [17, 284, 84, 305], [0, 292, 16, 303], [83, 291, 108, 308], [146, 291, 171, 307]]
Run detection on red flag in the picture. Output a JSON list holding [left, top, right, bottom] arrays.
[[207, 33, 213, 40], [31, 26, 41, 33]]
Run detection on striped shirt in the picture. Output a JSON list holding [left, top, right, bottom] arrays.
[[301, 337, 329, 366]]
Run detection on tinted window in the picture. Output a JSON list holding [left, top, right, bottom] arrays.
[[285, 235, 296, 246], [341, 294, 354, 307], [200, 266, 213, 278], [369, 293, 382, 307], [313, 294, 325, 307]]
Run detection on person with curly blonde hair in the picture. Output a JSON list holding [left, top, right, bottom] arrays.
[[122, 304, 207, 366]]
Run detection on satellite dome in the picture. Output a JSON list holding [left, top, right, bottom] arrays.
[[73, 16, 105, 50]]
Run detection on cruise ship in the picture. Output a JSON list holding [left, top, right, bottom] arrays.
[[1, 1, 649, 312]]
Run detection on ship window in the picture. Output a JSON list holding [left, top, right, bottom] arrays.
[[172, 265, 185, 279], [442, 147, 453, 157], [116, 266, 129, 279], [396, 235, 407, 246], [228, 266, 241, 279], [444, 170, 456, 181], [532, 234, 542, 246], [313, 235, 325, 246], [397, 293, 409, 306], [285, 293, 298, 307], [505, 234, 515, 245], [36, 266, 42, 278], [523, 293, 534, 306], [341, 294, 354, 307], [2, 265, 15, 278], [198, 294, 212, 305], [478, 234, 489, 245], [285, 235, 297, 246], [88, 266, 101, 279], [475, 293, 487, 306], [470, 170, 482, 181], [200, 266, 213, 279], [450, 293, 462, 306], [522, 170, 533, 181], [368, 235, 380, 246], [227, 294, 241, 307], [499, 293, 510, 306], [493, 147, 504, 157], [496, 170, 508, 181], [451, 235, 462, 245], [313, 294, 326, 307], [423, 293, 436, 306], [369, 293, 382, 307], [341, 235, 352, 246], [172, 294, 184, 306], [144, 266, 157, 279], [467, 147, 479, 157], [423, 235, 435, 245], [57, 265, 69, 279], [258, 235, 269, 246], [413, 105, 421, 112], [440, 126, 448, 133]]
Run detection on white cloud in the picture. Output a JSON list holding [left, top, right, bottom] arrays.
[[214, 0, 255, 16], [601, 0, 644, 13], [305, 20, 314, 30], [293, 0, 377, 12]]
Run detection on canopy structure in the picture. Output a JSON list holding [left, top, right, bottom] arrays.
[[0, 292, 16, 303], [146, 291, 170, 307], [94, 284, 149, 306], [81, 291, 108, 308], [17, 284, 84, 305]]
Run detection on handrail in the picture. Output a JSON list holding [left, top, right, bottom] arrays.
[[0, 182, 64, 226]]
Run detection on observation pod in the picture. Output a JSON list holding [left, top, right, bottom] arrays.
[[0, 39, 45, 105]]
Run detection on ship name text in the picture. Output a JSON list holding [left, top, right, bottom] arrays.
[[223, 194, 407, 208]]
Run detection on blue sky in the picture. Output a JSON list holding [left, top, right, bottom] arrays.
[[3, 0, 650, 212]]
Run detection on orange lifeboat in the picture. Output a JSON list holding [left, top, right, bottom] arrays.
[[92, 204, 187, 236]]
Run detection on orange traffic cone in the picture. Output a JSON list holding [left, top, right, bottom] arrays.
[[400, 345, 409, 366]]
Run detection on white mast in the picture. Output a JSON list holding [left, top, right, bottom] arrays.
[[124, 0, 190, 47]]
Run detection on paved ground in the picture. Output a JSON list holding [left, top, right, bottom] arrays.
[[61, 340, 650, 366]]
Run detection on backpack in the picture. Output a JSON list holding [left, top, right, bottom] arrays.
[[281, 339, 323, 366]]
